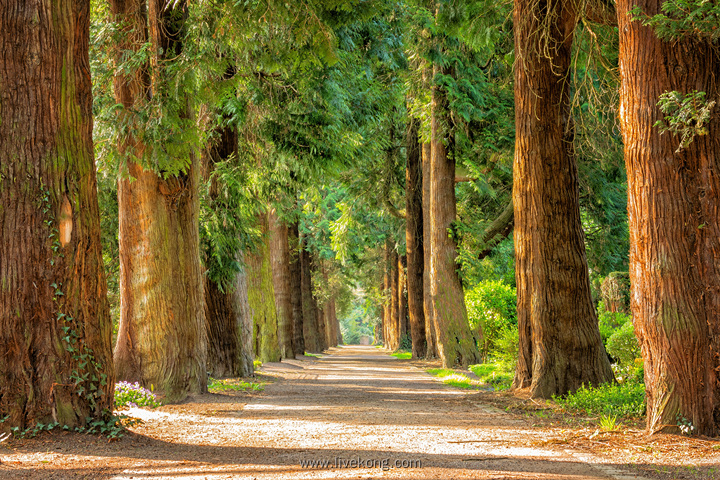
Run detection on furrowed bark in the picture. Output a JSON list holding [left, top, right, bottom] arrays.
[[512, 0, 613, 397], [0, 0, 114, 429], [617, 0, 720, 436]]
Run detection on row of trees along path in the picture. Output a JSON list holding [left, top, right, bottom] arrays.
[[1, 0, 719, 460]]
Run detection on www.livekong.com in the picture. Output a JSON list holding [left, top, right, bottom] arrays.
[[300, 457, 422, 470]]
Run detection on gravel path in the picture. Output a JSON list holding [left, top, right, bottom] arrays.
[[0, 345, 648, 479]]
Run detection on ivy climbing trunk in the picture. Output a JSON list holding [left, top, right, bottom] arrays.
[[430, 65, 480, 368], [247, 214, 280, 363], [300, 238, 321, 352], [112, 0, 207, 402], [617, 0, 720, 436], [289, 222, 304, 355], [0, 0, 114, 430], [422, 142, 437, 358], [269, 209, 295, 359], [406, 119, 426, 358], [512, 0, 613, 397]]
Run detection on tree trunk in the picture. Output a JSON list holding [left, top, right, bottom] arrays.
[[112, 0, 206, 403], [269, 209, 295, 359], [300, 238, 321, 352], [430, 65, 480, 368], [398, 255, 409, 348], [389, 248, 400, 351], [422, 142, 437, 358], [512, 0, 614, 398], [617, 0, 720, 436], [203, 269, 254, 378], [0, 0, 114, 430], [247, 215, 280, 363], [288, 222, 304, 356], [406, 119, 427, 358]]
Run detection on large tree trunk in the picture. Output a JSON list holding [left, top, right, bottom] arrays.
[[512, 0, 614, 398], [247, 215, 280, 363], [112, 0, 206, 402], [422, 142, 437, 358], [406, 120, 427, 358], [0, 0, 114, 430], [269, 209, 295, 359], [288, 222, 305, 356], [300, 238, 321, 352], [617, 0, 720, 436], [204, 269, 254, 378], [430, 65, 480, 368], [202, 116, 254, 378]]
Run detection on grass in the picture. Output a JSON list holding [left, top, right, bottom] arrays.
[[391, 351, 411, 359], [426, 368, 483, 389], [208, 377, 264, 393], [469, 362, 514, 390], [553, 381, 645, 418]]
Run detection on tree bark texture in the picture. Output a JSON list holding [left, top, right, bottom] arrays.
[[617, 0, 720, 436], [112, 0, 207, 403], [203, 271, 254, 378], [0, 0, 114, 429], [430, 65, 481, 368], [406, 120, 427, 358], [388, 248, 400, 351], [269, 209, 295, 359], [288, 221, 304, 355], [512, 0, 614, 397], [247, 214, 280, 363], [422, 142, 437, 358], [300, 238, 321, 352]]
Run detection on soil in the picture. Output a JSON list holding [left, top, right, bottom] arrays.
[[1, 345, 718, 479]]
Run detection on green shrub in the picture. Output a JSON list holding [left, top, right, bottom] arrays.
[[466, 280, 517, 360], [553, 381, 646, 418]]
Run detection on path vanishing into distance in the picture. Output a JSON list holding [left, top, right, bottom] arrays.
[[1, 345, 648, 479]]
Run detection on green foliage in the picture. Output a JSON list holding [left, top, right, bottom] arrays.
[[469, 362, 513, 390], [207, 377, 264, 392], [553, 382, 646, 418], [426, 369, 482, 389], [631, 1, 720, 42], [607, 321, 641, 370], [465, 280, 516, 360], [654, 90, 716, 152], [114, 381, 162, 409]]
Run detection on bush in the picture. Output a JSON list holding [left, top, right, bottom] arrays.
[[466, 280, 517, 360], [115, 381, 162, 408], [553, 381, 646, 418]]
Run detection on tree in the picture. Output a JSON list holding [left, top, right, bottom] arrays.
[[405, 119, 427, 358], [617, 0, 720, 436], [269, 209, 296, 359], [0, 0, 114, 429], [429, 61, 481, 367], [511, 0, 614, 397], [111, 0, 207, 402]]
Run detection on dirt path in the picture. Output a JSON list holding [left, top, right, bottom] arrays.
[[1, 345, 650, 479]]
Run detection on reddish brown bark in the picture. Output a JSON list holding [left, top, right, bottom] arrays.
[[512, 0, 614, 397], [617, 0, 720, 436], [300, 238, 321, 352], [269, 209, 295, 359], [422, 142, 437, 358], [406, 120, 427, 358], [430, 65, 480, 368], [288, 222, 304, 355], [0, 0, 114, 429], [112, 0, 207, 402]]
